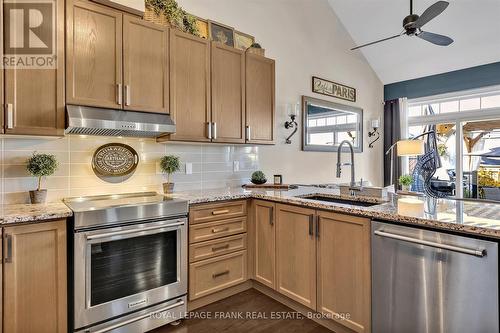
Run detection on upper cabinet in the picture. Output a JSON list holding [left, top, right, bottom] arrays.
[[123, 16, 168, 113], [66, 0, 122, 109], [211, 43, 245, 143], [67, 1, 167, 113], [2, 0, 65, 136], [163, 37, 275, 145], [168, 30, 211, 142], [245, 54, 275, 144]]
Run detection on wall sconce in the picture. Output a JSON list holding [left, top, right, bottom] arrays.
[[368, 118, 380, 148], [284, 102, 299, 144]]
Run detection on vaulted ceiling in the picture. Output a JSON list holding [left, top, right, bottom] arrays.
[[328, 0, 500, 84]]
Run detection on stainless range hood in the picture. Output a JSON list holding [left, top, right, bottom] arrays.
[[65, 105, 176, 138]]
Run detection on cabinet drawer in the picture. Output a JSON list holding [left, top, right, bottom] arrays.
[[189, 234, 247, 263], [189, 250, 247, 300], [189, 217, 246, 244], [189, 200, 247, 224]]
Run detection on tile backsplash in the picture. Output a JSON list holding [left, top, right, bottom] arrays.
[[0, 136, 259, 204]]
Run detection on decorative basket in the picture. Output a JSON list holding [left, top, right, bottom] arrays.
[[246, 47, 265, 56], [144, 6, 170, 27]]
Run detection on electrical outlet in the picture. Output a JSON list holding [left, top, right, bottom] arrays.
[[233, 161, 240, 172], [185, 162, 193, 175]]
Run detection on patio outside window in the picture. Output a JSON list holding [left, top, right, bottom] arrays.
[[406, 87, 500, 202]]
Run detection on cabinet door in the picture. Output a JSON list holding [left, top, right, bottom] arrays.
[[245, 54, 275, 144], [317, 211, 371, 333], [3, 220, 67, 333], [66, 0, 122, 108], [276, 204, 316, 310], [253, 200, 276, 289], [211, 42, 245, 143], [3, 0, 65, 136], [123, 17, 168, 113], [168, 30, 211, 142]]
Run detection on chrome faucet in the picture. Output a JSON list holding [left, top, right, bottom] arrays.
[[336, 140, 363, 196]]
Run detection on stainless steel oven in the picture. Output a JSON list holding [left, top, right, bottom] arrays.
[[65, 192, 189, 333]]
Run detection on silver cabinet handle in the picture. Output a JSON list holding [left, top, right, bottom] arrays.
[[125, 85, 131, 106], [374, 230, 486, 257], [93, 299, 185, 333], [117, 83, 123, 105], [315, 215, 320, 238], [308, 215, 314, 236], [212, 122, 217, 140], [4, 234, 12, 263], [6, 104, 14, 129], [212, 270, 230, 279], [246, 126, 251, 141], [269, 206, 274, 226], [87, 221, 185, 240], [207, 122, 212, 139]]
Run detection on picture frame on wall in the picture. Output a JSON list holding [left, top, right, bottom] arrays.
[[208, 20, 235, 47], [234, 31, 255, 51], [193, 15, 209, 39]]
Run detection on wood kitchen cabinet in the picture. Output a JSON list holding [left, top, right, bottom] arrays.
[[123, 16, 168, 113], [167, 29, 211, 142], [317, 211, 371, 333], [3, 220, 67, 333], [245, 54, 275, 144], [275, 204, 317, 310], [66, 0, 123, 109], [253, 200, 276, 289], [67, 1, 167, 113], [2, 0, 65, 136], [211, 42, 245, 143]]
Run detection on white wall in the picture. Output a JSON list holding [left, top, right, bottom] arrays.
[[178, 0, 385, 186]]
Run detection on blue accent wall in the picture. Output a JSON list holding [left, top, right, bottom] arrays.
[[384, 61, 500, 101]]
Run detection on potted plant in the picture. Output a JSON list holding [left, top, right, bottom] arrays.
[[160, 155, 181, 194], [399, 174, 413, 192], [251, 171, 267, 185], [26, 153, 58, 204]]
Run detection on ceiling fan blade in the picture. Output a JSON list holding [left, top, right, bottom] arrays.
[[417, 31, 453, 46], [413, 1, 449, 28], [351, 33, 402, 50]]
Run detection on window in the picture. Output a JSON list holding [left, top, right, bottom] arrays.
[[406, 87, 500, 202]]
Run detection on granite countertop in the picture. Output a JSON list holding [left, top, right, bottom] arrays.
[[172, 186, 500, 239], [2, 186, 500, 239], [0, 202, 73, 224]]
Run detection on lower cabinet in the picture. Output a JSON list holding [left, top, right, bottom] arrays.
[[3, 220, 67, 333], [275, 204, 317, 310], [317, 211, 371, 333], [271, 203, 371, 332], [188, 202, 248, 301], [253, 200, 276, 289]]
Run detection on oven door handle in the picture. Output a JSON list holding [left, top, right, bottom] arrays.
[[86, 221, 185, 241], [92, 299, 185, 333]]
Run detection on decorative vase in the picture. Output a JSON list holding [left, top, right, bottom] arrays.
[[401, 185, 410, 192], [29, 189, 47, 204], [163, 182, 175, 194]]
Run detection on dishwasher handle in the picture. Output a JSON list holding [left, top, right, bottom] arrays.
[[374, 230, 487, 257]]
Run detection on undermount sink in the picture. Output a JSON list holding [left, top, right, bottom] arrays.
[[299, 195, 381, 207]]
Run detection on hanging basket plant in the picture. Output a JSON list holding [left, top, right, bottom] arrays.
[[145, 0, 199, 36]]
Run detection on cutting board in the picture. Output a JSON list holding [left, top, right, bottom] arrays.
[[243, 184, 297, 190]]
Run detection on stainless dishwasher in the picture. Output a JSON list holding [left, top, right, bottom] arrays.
[[372, 221, 499, 333]]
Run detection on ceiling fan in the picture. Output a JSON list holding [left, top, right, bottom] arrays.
[[351, 0, 453, 50]]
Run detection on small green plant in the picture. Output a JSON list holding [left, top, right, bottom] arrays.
[[251, 171, 267, 185], [399, 174, 413, 187], [160, 155, 181, 184], [26, 153, 58, 191]]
